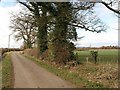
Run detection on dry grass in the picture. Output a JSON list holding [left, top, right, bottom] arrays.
[[24, 48, 39, 58], [70, 62, 118, 88]]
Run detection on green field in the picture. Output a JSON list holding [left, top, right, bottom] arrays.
[[75, 49, 118, 63]]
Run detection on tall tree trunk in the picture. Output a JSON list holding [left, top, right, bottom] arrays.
[[34, 4, 48, 56]]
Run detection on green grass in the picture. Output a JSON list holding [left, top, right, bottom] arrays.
[[2, 53, 14, 88], [75, 49, 118, 63], [24, 54, 104, 88], [0, 62, 2, 89]]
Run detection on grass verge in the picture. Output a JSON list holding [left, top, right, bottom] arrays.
[[24, 54, 104, 88], [2, 53, 14, 88]]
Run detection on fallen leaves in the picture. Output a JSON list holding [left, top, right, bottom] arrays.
[[73, 63, 118, 88]]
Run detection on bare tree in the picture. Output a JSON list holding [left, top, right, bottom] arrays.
[[10, 9, 37, 48]]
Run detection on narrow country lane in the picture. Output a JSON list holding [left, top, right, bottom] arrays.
[[11, 52, 75, 88]]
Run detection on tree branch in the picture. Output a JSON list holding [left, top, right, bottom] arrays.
[[69, 23, 103, 33], [48, 21, 104, 33], [101, 2, 120, 14], [17, 0, 34, 12]]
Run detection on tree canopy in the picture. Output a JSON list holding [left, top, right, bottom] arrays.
[[11, 0, 118, 64]]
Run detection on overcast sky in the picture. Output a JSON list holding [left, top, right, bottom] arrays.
[[0, 0, 118, 48]]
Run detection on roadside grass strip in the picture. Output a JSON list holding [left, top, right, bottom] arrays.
[[0, 62, 2, 89], [2, 53, 14, 88]]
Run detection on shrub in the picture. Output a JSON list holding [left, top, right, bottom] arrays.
[[90, 50, 98, 64]]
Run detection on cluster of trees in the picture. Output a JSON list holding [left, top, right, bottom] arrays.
[[10, 0, 119, 65], [76, 45, 120, 51], [0, 48, 22, 56], [100, 46, 120, 49]]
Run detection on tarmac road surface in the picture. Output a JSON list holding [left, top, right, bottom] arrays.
[[11, 52, 75, 88]]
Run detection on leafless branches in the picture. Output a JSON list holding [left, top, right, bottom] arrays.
[[10, 9, 37, 48]]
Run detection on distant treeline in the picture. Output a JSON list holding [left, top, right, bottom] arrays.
[[0, 48, 23, 55], [76, 46, 120, 51]]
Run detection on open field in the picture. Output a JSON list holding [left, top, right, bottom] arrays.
[[75, 49, 118, 64], [73, 49, 118, 87]]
